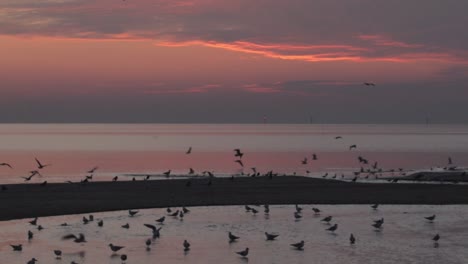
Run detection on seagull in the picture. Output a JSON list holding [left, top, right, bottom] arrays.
[[29, 217, 38, 225], [156, 216, 165, 224], [363, 82, 376, 86], [432, 234, 440, 242], [312, 153, 317, 160], [182, 207, 190, 214], [335, 136, 343, 139], [236, 248, 249, 258], [37, 225, 44, 231], [448, 157, 452, 165], [312, 208, 321, 214], [372, 221, 383, 229], [179, 211, 184, 219], [129, 209, 139, 217], [109, 243, 125, 252], [10, 244, 22, 251], [28, 230, 33, 240], [234, 149, 244, 159], [27, 258, 38, 264], [60, 223, 68, 226], [22, 174, 36, 182], [112, 176, 118, 181], [35, 158, 50, 169], [121, 223, 130, 229], [144, 224, 162, 238], [98, 220, 104, 227], [186, 147, 192, 154], [121, 254, 127, 262], [163, 170, 171, 177], [326, 224, 338, 232], [188, 168, 195, 174], [349, 144, 357, 150], [290, 240, 304, 250], [62, 233, 86, 243], [235, 160, 244, 167], [301, 158, 308, 165], [350, 234, 356, 244], [87, 166, 99, 173], [145, 238, 152, 250], [168, 210, 180, 217], [54, 250, 62, 259], [0, 163, 12, 168], [40, 181, 47, 186], [374, 218, 384, 225], [264, 204, 270, 214], [251, 208, 258, 214], [425, 215, 436, 222], [371, 204, 379, 210], [295, 204, 303, 213], [294, 212, 302, 219], [265, 232, 279, 240], [321, 216, 333, 223], [183, 240, 190, 251], [229, 232, 240, 242], [167, 208, 172, 213], [245, 205, 252, 212]]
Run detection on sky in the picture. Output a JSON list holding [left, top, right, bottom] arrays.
[[0, 0, 468, 123]]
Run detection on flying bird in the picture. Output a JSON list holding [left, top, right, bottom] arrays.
[[87, 166, 99, 173], [35, 158, 50, 169], [234, 149, 244, 159], [235, 159, 244, 167], [0, 163, 12, 168], [29, 217, 38, 226], [62, 233, 86, 243], [121, 223, 130, 229], [144, 224, 162, 238]]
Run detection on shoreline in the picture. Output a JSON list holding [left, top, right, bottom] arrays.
[[1, 176, 468, 221]]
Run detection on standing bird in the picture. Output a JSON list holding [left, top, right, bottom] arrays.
[[109, 243, 125, 252], [321, 216, 333, 223], [156, 216, 165, 224], [425, 215, 436, 222], [350, 234, 356, 244], [432, 234, 440, 242], [112, 176, 118, 182], [145, 238, 152, 250], [10, 244, 22, 251], [312, 153, 318, 160], [371, 204, 379, 210], [163, 170, 171, 177], [53, 250, 62, 259], [229, 232, 240, 242], [128, 209, 139, 217], [301, 158, 308, 165], [290, 240, 304, 250], [186, 147, 192, 154], [349, 144, 357, 150], [335, 136, 342, 139], [236, 248, 249, 258], [98, 220, 104, 227], [27, 258, 38, 264], [265, 232, 279, 240], [183, 240, 190, 251], [121, 223, 130, 229], [312, 208, 321, 214], [29, 217, 38, 226], [294, 212, 302, 220], [326, 224, 338, 232], [121, 254, 127, 262], [28, 230, 33, 240], [448, 157, 453, 165], [35, 158, 50, 169]]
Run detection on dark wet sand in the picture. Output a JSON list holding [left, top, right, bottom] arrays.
[[1, 176, 468, 221]]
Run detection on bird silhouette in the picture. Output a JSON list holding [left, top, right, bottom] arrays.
[[146, 238, 152, 250], [156, 216, 165, 224], [62, 233, 86, 243], [229, 232, 240, 242], [35, 158, 50, 169], [183, 240, 190, 251], [432, 234, 440, 242], [371, 204, 379, 210], [27, 258, 38, 264], [186, 147, 192, 154], [121, 223, 130, 229], [10, 244, 22, 251], [29, 217, 38, 225], [109, 243, 125, 252], [350, 234, 356, 244], [321, 216, 332, 223], [326, 224, 338, 232], [0, 163, 12, 168], [87, 166, 99, 173], [290, 240, 304, 250], [349, 144, 357, 150], [235, 160, 244, 167], [28, 230, 33, 240], [335, 136, 343, 139], [363, 82, 376, 86], [236, 248, 249, 257], [234, 149, 244, 159], [425, 215, 436, 222], [128, 209, 139, 217], [144, 224, 162, 238], [163, 170, 171, 177], [53, 250, 62, 259], [265, 232, 279, 240]]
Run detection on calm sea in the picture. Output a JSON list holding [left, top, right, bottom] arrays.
[[0, 124, 467, 184]]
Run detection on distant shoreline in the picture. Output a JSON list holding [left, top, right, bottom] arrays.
[[1, 176, 468, 221]]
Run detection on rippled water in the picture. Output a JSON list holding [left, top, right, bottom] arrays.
[[1, 124, 468, 184], [0, 205, 467, 264]]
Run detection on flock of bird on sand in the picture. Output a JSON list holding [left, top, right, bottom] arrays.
[[9, 203, 442, 264], [0, 133, 458, 263]]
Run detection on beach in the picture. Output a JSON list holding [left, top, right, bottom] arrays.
[[2, 176, 468, 221]]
